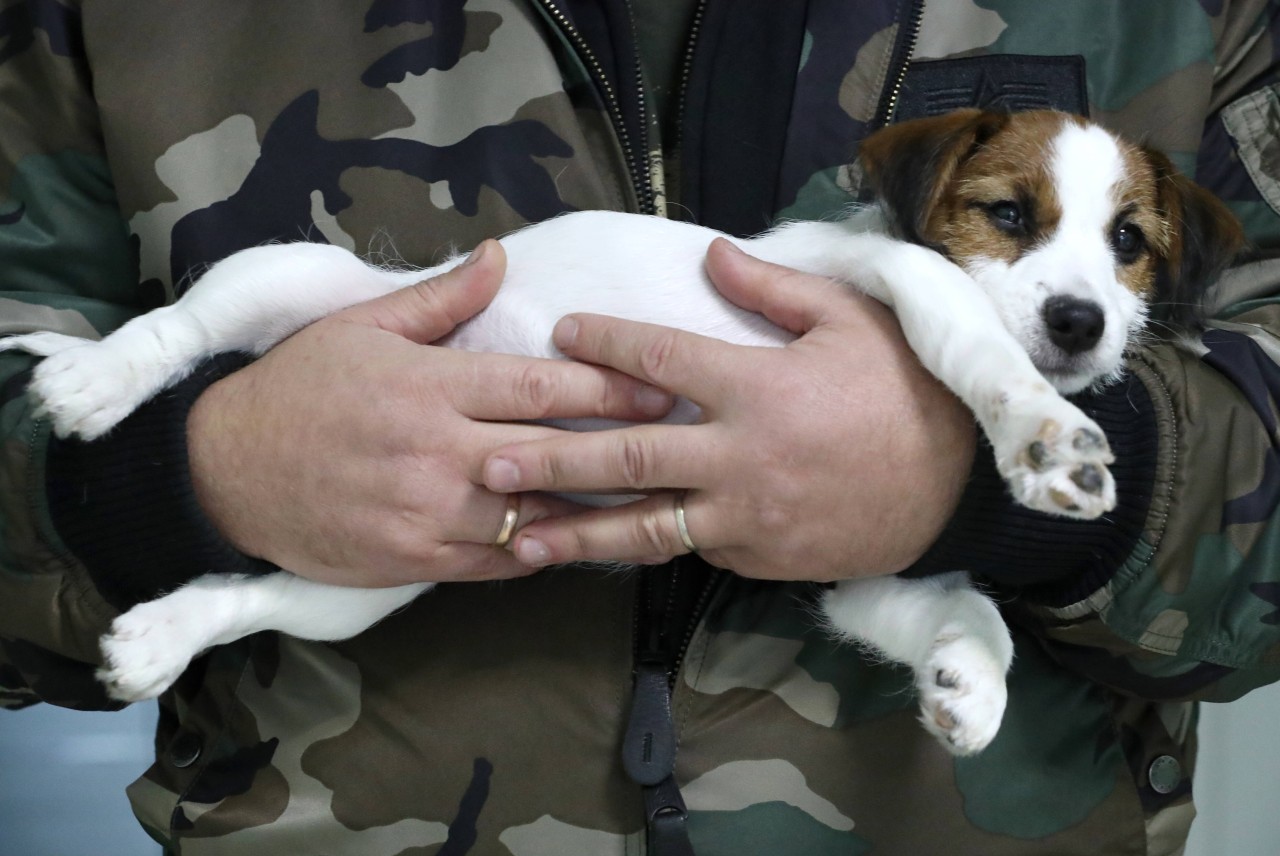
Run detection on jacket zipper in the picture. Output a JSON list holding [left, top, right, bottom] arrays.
[[623, 562, 721, 784], [671, 0, 708, 171], [621, 1, 661, 216], [872, 0, 926, 128], [533, 0, 657, 214], [623, 560, 723, 855]]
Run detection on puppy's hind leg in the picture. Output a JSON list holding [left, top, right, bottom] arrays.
[[6, 242, 410, 440], [820, 572, 1013, 755], [99, 572, 431, 702]]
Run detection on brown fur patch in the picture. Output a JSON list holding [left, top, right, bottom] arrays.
[[921, 112, 1076, 269], [857, 109, 1243, 324], [1110, 144, 1168, 298]]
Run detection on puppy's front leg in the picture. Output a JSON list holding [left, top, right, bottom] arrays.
[[800, 235, 1117, 520]]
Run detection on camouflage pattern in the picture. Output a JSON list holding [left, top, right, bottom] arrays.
[[1, 1, 1280, 853]]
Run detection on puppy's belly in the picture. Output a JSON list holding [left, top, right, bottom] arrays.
[[441, 211, 795, 360]]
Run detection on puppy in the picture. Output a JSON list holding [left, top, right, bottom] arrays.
[[0, 109, 1242, 754]]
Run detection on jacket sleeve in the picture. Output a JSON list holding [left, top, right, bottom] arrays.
[[921, 4, 1280, 703], [0, 1, 221, 709]]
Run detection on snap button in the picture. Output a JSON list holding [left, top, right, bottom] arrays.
[[167, 730, 203, 769], [1147, 754, 1182, 794]]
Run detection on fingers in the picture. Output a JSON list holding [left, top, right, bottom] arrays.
[[426, 542, 543, 582], [455, 351, 674, 423], [509, 492, 702, 567], [551, 311, 744, 406], [450, 482, 586, 546], [704, 238, 860, 335], [342, 240, 508, 344], [481, 423, 713, 495]]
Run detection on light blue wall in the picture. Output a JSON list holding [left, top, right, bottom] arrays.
[[0, 702, 161, 856], [1186, 681, 1280, 856]]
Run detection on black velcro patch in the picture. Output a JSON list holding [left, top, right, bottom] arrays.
[[893, 54, 1089, 122]]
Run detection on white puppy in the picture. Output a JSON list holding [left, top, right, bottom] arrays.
[[0, 109, 1242, 754]]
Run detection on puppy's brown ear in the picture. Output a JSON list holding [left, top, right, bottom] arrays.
[[858, 109, 1009, 248], [1145, 148, 1245, 327]]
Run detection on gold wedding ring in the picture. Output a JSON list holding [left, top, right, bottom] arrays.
[[493, 494, 521, 548], [674, 491, 698, 553]]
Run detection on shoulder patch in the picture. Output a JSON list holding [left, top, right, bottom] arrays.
[[893, 54, 1088, 122]]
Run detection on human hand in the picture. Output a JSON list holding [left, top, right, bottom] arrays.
[[186, 240, 673, 587], [482, 239, 977, 581]]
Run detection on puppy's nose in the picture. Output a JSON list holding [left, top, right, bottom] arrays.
[[1043, 297, 1105, 355]]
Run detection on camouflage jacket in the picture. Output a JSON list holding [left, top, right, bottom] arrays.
[[3, 1, 1280, 854]]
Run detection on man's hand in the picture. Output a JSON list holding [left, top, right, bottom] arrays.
[[483, 239, 977, 581], [186, 240, 673, 587]]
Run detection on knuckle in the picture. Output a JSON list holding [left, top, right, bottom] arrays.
[[511, 364, 561, 418], [405, 279, 448, 318], [637, 329, 682, 381], [632, 506, 676, 555], [568, 527, 596, 561], [617, 434, 655, 490], [534, 447, 568, 490]]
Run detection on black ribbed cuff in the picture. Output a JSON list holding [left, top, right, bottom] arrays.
[[906, 371, 1158, 606], [46, 353, 276, 611]]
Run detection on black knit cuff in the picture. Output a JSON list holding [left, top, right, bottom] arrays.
[[46, 353, 276, 612], [906, 371, 1158, 606]]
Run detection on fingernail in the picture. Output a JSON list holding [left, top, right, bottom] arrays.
[[635, 385, 671, 415], [717, 238, 746, 256], [516, 536, 551, 566], [485, 457, 521, 491], [553, 317, 579, 349], [460, 241, 488, 267]]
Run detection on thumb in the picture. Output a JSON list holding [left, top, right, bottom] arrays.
[[342, 239, 508, 343], [703, 237, 840, 335]]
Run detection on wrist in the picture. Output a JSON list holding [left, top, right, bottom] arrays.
[[906, 372, 1157, 597], [897, 391, 978, 571], [46, 353, 272, 608], [186, 367, 262, 558]]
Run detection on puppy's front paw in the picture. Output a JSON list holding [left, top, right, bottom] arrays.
[[97, 603, 202, 702], [993, 396, 1116, 519], [918, 631, 1008, 756], [29, 344, 150, 440]]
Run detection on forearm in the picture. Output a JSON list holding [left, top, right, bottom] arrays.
[[989, 259, 1280, 701], [908, 370, 1157, 592], [45, 354, 274, 611]]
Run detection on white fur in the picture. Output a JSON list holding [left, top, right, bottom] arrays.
[[1, 120, 1154, 754], [968, 125, 1147, 393]]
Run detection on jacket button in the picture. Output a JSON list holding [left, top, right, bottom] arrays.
[[1148, 754, 1182, 794], [167, 730, 203, 769]]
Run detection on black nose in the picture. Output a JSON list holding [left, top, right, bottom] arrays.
[[1043, 297, 1105, 355]]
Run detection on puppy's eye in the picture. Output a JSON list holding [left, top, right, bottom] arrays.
[[987, 201, 1024, 231], [1112, 222, 1145, 263]]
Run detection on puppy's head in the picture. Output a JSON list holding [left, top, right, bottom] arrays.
[[859, 109, 1244, 393]]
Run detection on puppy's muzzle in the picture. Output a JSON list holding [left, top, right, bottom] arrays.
[[1043, 296, 1105, 355]]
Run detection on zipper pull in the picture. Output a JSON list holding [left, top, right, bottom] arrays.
[[623, 662, 678, 786], [644, 775, 696, 856]]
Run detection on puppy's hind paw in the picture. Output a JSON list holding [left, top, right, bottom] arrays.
[[28, 344, 151, 440], [917, 633, 1008, 756], [97, 607, 202, 702], [0, 331, 93, 358]]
